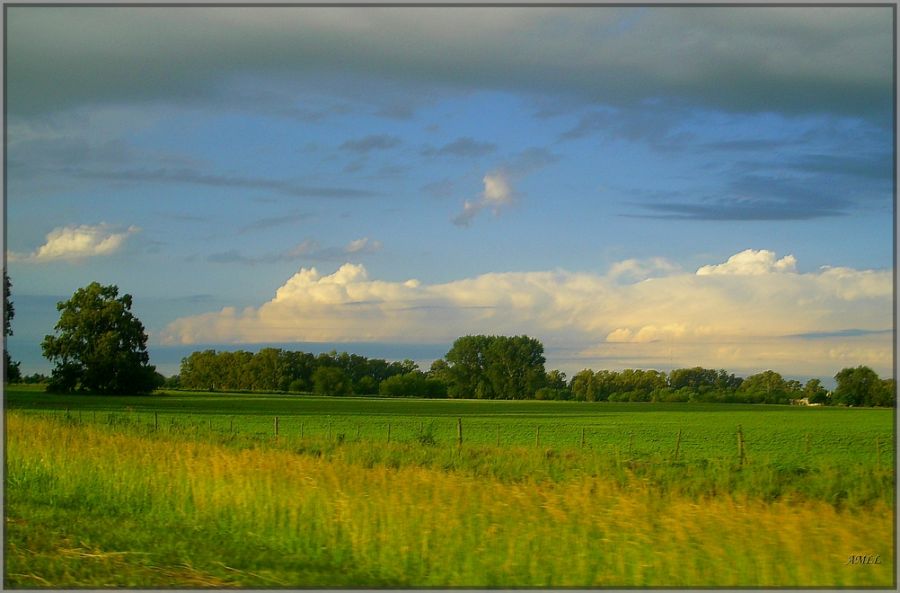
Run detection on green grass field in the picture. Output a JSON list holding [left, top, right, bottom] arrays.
[[4, 387, 895, 587]]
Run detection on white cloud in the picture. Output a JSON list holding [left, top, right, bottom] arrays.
[[696, 249, 797, 275], [9, 223, 139, 262], [482, 173, 513, 207], [345, 237, 382, 254], [453, 171, 516, 226], [160, 249, 892, 377]]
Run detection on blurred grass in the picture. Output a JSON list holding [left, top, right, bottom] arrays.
[[5, 412, 894, 587]]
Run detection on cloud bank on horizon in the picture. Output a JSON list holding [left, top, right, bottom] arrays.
[[160, 249, 892, 377]]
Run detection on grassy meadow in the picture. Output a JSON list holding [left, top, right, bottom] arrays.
[[4, 387, 895, 587]]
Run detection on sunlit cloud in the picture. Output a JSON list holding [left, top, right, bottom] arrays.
[[9, 223, 139, 262], [160, 249, 892, 377], [696, 249, 797, 275], [452, 172, 515, 227]]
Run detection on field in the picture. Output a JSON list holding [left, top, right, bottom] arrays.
[[4, 387, 896, 587]]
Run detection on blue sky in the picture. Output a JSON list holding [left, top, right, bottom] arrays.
[[4, 5, 894, 382]]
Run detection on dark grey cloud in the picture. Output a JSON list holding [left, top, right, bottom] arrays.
[[789, 153, 893, 183], [422, 137, 497, 158], [787, 329, 893, 340], [6, 6, 891, 122], [74, 168, 378, 199], [633, 199, 847, 222], [631, 174, 852, 221], [558, 107, 697, 151], [339, 134, 402, 153]]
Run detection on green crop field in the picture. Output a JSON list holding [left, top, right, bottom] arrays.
[[4, 388, 895, 587]]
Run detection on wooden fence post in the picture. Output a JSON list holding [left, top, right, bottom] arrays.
[[673, 429, 682, 462], [580, 427, 585, 449], [457, 418, 463, 447], [154, 412, 159, 432], [357, 424, 361, 440], [535, 425, 541, 447], [387, 423, 391, 443], [274, 416, 279, 438]]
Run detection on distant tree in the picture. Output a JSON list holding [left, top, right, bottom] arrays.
[[878, 378, 896, 407], [354, 375, 378, 395], [545, 369, 567, 390], [21, 373, 49, 384], [834, 366, 889, 407], [739, 370, 790, 404], [179, 349, 221, 390], [444, 335, 493, 398], [428, 358, 451, 382], [4, 270, 21, 383], [41, 282, 158, 394], [379, 371, 445, 398], [312, 366, 352, 396], [444, 335, 545, 399], [802, 378, 829, 404], [570, 369, 599, 402]]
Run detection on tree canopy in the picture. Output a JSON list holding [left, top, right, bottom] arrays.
[[442, 335, 546, 399], [4, 270, 21, 383], [41, 282, 159, 394], [833, 366, 895, 407]]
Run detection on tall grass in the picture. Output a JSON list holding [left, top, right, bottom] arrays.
[[5, 413, 894, 588]]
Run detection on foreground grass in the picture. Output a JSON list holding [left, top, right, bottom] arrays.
[[5, 413, 894, 587]]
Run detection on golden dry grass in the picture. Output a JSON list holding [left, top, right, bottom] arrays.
[[5, 413, 894, 587]]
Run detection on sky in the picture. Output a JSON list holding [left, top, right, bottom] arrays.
[[3, 4, 895, 383]]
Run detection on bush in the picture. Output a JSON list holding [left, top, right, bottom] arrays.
[[379, 372, 448, 398]]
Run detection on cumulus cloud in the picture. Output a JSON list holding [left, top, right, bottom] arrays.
[[696, 249, 797, 275], [10, 223, 139, 262], [160, 249, 892, 376]]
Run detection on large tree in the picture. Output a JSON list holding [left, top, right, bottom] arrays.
[[4, 270, 22, 383], [443, 335, 546, 399], [833, 366, 891, 407], [42, 282, 159, 394]]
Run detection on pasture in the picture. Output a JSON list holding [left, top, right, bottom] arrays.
[[4, 388, 895, 587]]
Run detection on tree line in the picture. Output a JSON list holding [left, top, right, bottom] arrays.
[[3, 278, 896, 407]]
